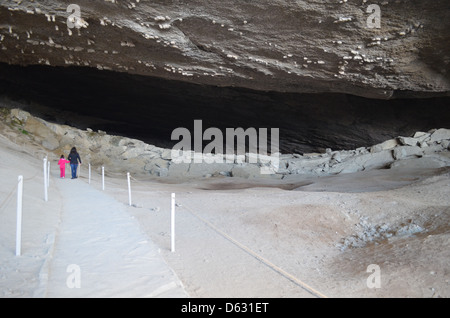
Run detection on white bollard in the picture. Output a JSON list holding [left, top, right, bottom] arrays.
[[171, 193, 175, 252], [102, 166, 105, 191], [16, 175, 23, 256], [47, 161, 50, 188], [43, 158, 48, 202], [88, 163, 91, 185], [127, 172, 132, 206]]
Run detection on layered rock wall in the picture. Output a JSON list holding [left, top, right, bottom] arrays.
[[1, 0, 449, 98]]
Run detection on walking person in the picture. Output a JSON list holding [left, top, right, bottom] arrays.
[[68, 147, 82, 179], [58, 155, 70, 178]]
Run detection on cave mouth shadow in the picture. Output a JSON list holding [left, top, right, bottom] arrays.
[[1, 62, 449, 154]]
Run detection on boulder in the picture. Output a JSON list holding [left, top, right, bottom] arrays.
[[390, 156, 450, 170], [430, 129, 450, 143], [370, 139, 399, 153], [413, 132, 429, 139], [393, 146, 424, 160], [287, 156, 330, 172], [24, 117, 51, 137], [413, 132, 431, 143], [59, 134, 75, 149], [161, 149, 173, 160], [330, 150, 395, 174], [23, 116, 63, 151], [168, 162, 190, 178], [356, 150, 395, 170], [121, 146, 146, 160], [331, 152, 342, 163], [442, 140, 450, 150], [398, 137, 418, 147], [144, 158, 170, 176], [42, 135, 60, 151], [422, 144, 446, 155], [10, 109, 30, 123]]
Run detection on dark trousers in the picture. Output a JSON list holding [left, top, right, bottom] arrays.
[[70, 164, 78, 178]]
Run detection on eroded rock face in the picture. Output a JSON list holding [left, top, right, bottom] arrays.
[[2, 108, 450, 179], [0, 0, 449, 98]]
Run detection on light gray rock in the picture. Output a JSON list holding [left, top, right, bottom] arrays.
[[59, 134, 75, 149], [442, 140, 450, 149], [331, 151, 342, 163], [430, 128, 450, 143], [121, 147, 144, 160], [422, 144, 446, 155], [144, 158, 170, 176], [393, 146, 423, 160], [42, 135, 60, 150], [398, 136, 418, 147], [413, 131, 427, 138], [168, 162, 190, 177], [413, 132, 431, 143], [161, 149, 173, 160], [390, 156, 450, 169], [330, 150, 395, 174], [287, 156, 330, 172], [370, 139, 399, 153], [356, 150, 395, 170]]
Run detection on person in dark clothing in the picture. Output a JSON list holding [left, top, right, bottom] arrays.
[[67, 147, 82, 179]]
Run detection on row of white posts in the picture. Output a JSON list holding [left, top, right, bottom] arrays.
[[15, 158, 177, 256]]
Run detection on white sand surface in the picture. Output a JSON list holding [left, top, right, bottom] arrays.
[[1, 132, 449, 298]]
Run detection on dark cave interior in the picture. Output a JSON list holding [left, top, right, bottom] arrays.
[[0, 62, 449, 154]]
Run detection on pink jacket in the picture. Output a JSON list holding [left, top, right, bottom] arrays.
[[58, 158, 70, 167]]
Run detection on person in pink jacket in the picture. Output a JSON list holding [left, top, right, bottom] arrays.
[[58, 155, 70, 178]]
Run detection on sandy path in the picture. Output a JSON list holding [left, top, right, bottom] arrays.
[[38, 176, 187, 297]]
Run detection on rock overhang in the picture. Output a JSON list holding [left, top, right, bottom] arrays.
[[0, 0, 449, 99]]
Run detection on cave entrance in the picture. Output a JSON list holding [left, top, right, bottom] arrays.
[[1, 62, 449, 154]]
